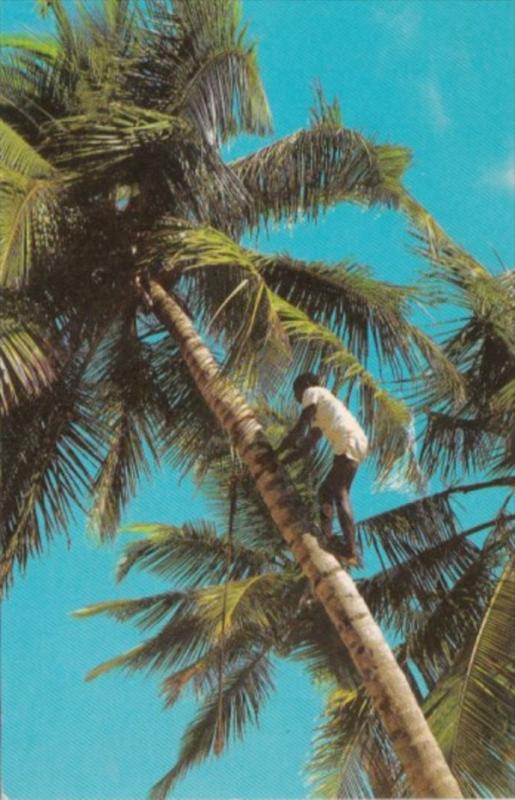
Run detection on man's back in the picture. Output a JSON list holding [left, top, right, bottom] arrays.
[[301, 386, 368, 462]]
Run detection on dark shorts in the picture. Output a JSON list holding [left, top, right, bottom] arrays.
[[319, 454, 358, 501]]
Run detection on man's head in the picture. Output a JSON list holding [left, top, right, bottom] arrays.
[[293, 372, 320, 402]]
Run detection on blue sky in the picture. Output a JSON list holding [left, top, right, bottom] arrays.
[[1, 1, 514, 799]]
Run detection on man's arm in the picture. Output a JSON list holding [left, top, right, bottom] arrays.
[[277, 404, 322, 463], [281, 426, 322, 464]]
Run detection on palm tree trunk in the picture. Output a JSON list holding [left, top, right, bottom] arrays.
[[147, 278, 462, 799]]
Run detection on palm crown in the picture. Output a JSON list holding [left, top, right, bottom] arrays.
[[0, 0, 458, 584]]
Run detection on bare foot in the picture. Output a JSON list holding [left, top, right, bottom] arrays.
[[341, 553, 362, 568], [324, 536, 362, 567]]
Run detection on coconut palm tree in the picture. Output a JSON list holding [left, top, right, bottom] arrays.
[[0, 1, 477, 794], [73, 244, 515, 797], [75, 403, 513, 798]]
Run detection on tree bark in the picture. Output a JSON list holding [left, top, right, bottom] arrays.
[[147, 278, 463, 799]]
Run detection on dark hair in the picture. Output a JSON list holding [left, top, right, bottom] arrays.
[[293, 372, 320, 395]]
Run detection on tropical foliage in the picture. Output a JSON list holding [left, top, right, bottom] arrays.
[[0, 0, 460, 587], [76, 394, 514, 798], [2, 0, 513, 797]]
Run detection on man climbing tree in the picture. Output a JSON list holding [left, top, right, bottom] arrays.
[[277, 373, 368, 564]]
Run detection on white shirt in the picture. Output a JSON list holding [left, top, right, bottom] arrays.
[[302, 386, 369, 462]]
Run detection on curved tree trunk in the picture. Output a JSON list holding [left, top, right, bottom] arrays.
[[147, 278, 462, 799]]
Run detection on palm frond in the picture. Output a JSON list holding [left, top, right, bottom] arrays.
[[73, 589, 186, 630], [116, 522, 274, 586], [88, 316, 164, 538], [490, 377, 515, 416], [78, 567, 282, 684], [358, 491, 460, 567], [174, 44, 271, 144], [149, 648, 274, 800], [257, 254, 416, 373], [257, 253, 464, 400], [42, 103, 195, 179], [0, 347, 102, 592], [149, 221, 291, 381], [401, 191, 502, 297], [140, 0, 271, 143], [0, 121, 59, 286], [30, 0, 139, 120], [0, 171, 61, 286], [416, 266, 514, 477], [88, 404, 153, 539], [139, 328, 224, 476], [190, 405, 334, 555], [420, 410, 504, 479], [0, 35, 59, 63], [78, 594, 212, 679], [0, 118, 54, 176], [424, 557, 515, 797], [308, 686, 392, 800], [359, 532, 479, 633], [102, 0, 135, 31], [196, 457, 289, 554], [81, 0, 138, 52], [37, 0, 76, 51], [286, 600, 358, 689], [192, 572, 282, 639], [157, 220, 421, 399], [159, 653, 215, 709], [0, 55, 58, 141], [403, 544, 502, 687], [230, 117, 411, 230], [0, 295, 58, 413]]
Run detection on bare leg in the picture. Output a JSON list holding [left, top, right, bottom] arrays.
[[318, 473, 335, 539], [336, 489, 357, 558], [334, 458, 359, 559], [318, 457, 361, 562]]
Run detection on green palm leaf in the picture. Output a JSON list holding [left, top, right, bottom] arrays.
[[0, 349, 102, 591], [148, 221, 290, 379], [257, 254, 417, 370], [0, 35, 58, 62], [116, 522, 274, 586], [78, 593, 212, 679], [88, 318, 166, 538], [0, 172, 60, 286], [420, 410, 503, 478], [175, 45, 271, 143], [0, 122, 59, 286], [417, 266, 514, 477], [0, 119, 54, 177], [360, 533, 479, 633], [404, 544, 502, 688], [359, 490, 460, 566], [193, 573, 281, 638], [0, 298, 57, 413], [257, 254, 464, 400], [36, 0, 75, 47], [164, 0, 271, 141], [149, 648, 274, 800], [308, 686, 384, 799], [74, 590, 187, 630], [230, 116, 410, 230], [42, 104, 196, 179], [424, 557, 515, 796]]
